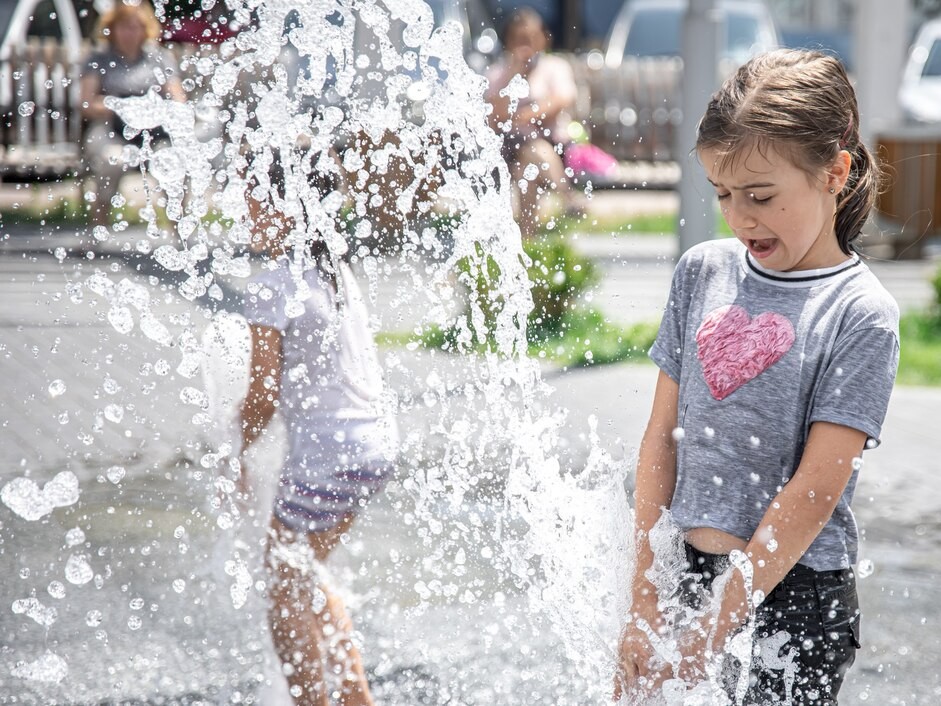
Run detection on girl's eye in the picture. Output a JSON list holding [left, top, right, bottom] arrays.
[[749, 193, 773, 204], [716, 191, 731, 200]]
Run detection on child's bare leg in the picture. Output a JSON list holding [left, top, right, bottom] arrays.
[[267, 523, 331, 706], [267, 514, 373, 706], [319, 584, 374, 706]]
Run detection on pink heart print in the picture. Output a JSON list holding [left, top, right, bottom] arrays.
[[696, 304, 795, 401]]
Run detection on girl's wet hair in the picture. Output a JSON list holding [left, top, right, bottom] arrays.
[[696, 49, 880, 254], [247, 147, 342, 263]]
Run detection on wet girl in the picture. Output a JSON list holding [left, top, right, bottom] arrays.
[[239, 152, 398, 706], [617, 50, 899, 704]]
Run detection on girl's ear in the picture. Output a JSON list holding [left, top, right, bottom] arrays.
[[828, 150, 852, 193]]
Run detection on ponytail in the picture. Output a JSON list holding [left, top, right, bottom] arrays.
[[837, 142, 879, 255]]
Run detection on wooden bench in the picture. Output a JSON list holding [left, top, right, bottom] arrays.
[[0, 38, 83, 182]]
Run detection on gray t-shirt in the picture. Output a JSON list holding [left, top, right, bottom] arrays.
[[649, 239, 899, 571]]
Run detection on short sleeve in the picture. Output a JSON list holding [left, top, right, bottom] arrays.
[[809, 327, 900, 445], [648, 257, 691, 383], [242, 269, 290, 331]]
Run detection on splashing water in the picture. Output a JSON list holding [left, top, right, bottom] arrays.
[[0, 0, 757, 702]]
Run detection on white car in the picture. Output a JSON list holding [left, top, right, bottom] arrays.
[[899, 19, 941, 123], [595, 0, 778, 162], [604, 0, 779, 71]]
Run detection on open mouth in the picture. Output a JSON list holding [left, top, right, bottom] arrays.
[[747, 238, 777, 258]]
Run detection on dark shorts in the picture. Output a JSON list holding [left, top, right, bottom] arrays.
[[683, 544, 860, 705]]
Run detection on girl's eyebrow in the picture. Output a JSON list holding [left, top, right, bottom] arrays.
[[707, 178, 776, 190]]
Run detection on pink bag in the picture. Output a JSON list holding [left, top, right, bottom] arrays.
[[564, 143, 619, 178]]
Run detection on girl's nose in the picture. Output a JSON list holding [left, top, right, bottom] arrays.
[[722, 202, 758, 231]]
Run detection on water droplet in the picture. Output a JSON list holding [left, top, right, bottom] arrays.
[[47, 581, 66, 599], [64, 554, 93, 585], [129, 597, 144, 610], [18, 101, 35, 117], [172, 579, 185, 593], [11, 651, 68, 683], [671, 427, 685, 442], [712, 475, 723, 487], [48, 380, 66, 397], [857, 559, 875, 578], [127, 615, 142, 631], [65, 527, 85, 547], [522, 163, 539, 181], [106, 466, 125, 484], [749, 435, 761, 447], [92, 225, 109, 242], [103, 377, 121, 395], [107, 305, 134, 335], [85, 609, 103, 627], [104, 404, 124, 424], [851, 457, 863, 471], [766, 538, 778, 553]]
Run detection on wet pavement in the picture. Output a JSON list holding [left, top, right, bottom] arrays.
[[0, 222, 940, 704]]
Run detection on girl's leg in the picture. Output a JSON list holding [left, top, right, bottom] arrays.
[[267, 513, 374, 706]]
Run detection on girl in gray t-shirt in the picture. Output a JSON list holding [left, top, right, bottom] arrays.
[[616, 50, 900, 705]]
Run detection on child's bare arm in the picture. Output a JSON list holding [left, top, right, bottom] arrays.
[[716, 421, 867, 635], [239, 324, 283, 453], [617, 370, 679, 692], [632, 370, 681, 608]]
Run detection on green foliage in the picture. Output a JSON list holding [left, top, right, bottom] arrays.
[[530, 311, 658, 368], [524, 235, 599, 339], [932, 262, 941, 314], [384, 234, 658, 368], [897, 311, 941, 386], [453, 234, 598, 347]]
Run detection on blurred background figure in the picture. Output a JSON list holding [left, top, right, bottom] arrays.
[[486, 7, 585, 237], [79, 1, 185, 227], [238, 153, 399, 706]]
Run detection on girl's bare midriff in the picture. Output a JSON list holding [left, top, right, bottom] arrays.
[[686, 527, 749, 555]]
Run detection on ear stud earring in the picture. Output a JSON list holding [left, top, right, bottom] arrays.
[[828, 187, 836, 194]]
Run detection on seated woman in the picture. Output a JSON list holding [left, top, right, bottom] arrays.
[[485, 8, 585, 237], [79, 2, 185, 227]]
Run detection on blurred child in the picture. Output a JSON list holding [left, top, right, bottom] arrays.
[[239, 151, 398, 706]]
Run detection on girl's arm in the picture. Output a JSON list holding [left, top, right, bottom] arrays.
[[617, 370, 679, 690], [632, 370, 681, 614], [239, 324, 283, 454], [709, 421, 867, 643]]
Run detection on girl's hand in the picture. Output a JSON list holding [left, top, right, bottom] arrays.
[[613, 617, 670, 701], [675, 619, 711, 686]]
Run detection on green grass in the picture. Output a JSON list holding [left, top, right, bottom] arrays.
[[378, 310, 659, 369], [897, 310, 941, 386], [549, 210, 733, 237]]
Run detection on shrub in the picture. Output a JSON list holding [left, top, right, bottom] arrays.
[[455, 235, 598, 347]]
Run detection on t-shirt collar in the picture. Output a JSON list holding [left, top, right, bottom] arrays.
[[742, 249, 861, 288]]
